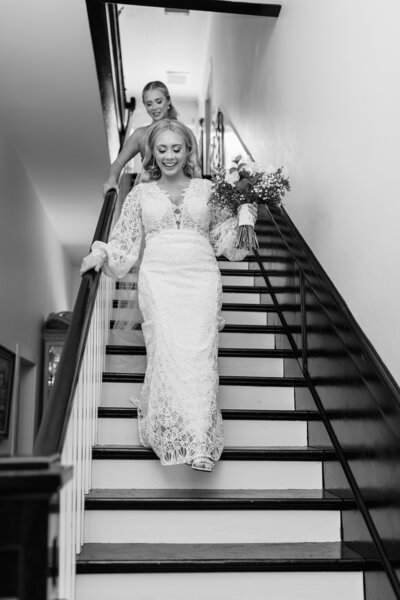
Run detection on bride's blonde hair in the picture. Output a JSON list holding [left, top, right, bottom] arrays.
[[142, 119, 197, 180]]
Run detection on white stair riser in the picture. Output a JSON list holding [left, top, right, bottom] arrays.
[[221, 275, 255, 286], [97, 418, 307, 447], [114, 289, 263, 304], [111, 308, 271, 326], [76, 571, 364, 600], [223, 310, 267, 325], [108, 331, 276, 350], [84, 509, 340, 544], [105, 356, 284, 378], [91, 460, 322, 490], [101, 383, 295, 411]]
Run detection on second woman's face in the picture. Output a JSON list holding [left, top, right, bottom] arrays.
[[153, 130, 187, 178], [143, 89, 169, 121]]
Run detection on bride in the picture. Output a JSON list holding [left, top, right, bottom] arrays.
[[80, 119, 257, 472]]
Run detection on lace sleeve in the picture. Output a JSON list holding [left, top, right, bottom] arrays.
[[208, 181, 248, 261], [92, 185, 143, 279]]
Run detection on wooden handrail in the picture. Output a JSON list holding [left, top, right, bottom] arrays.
[[34, 189, 118, 456]]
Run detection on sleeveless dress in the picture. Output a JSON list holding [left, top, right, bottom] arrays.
[[92, 178, 248, 466]]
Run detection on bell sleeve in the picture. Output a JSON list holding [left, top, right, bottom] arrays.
[[91, 184, 144, 279], [207, 181, 250, 262]]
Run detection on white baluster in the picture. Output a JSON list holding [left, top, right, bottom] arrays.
[[57, 272, 113, 599]]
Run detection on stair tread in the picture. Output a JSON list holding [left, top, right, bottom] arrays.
[[85, 488, 356, 509], [98, 408, 320, 421], [113, 300, 299, 312], [76, 541, 379, 572], [103, 373, 307, 386], [109, 323, 302, 334], [92, 445, 335, 461], [106, 345, 297, 358]]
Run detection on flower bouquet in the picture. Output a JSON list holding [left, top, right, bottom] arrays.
[[209, 155, 290, 251]]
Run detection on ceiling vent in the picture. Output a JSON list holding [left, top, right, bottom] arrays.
[[164, 8, 190, 15], [167, 71, 188, 85]]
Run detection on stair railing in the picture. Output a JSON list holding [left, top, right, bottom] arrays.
[[222, 125, 400, 597], [33, 111, 134, 600]]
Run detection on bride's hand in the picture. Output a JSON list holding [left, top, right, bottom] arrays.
[[80, 254, 103, 276], [238, 202, 258, 224], [103, 179, 119, 198]]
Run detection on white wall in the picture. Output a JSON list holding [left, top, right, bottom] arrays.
[[0, 119, 73, 454], [0, 0, 111, 264], [206, 1, 400, 384]]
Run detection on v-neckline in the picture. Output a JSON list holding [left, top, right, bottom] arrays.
[[154, 179, 193, 208]]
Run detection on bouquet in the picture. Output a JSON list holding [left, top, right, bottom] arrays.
[[209, 155, 290, 251]]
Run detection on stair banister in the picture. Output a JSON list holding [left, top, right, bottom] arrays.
[[32, 110, 134, 600]]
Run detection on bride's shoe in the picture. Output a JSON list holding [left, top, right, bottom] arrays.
[[191, 457, 214, 472]]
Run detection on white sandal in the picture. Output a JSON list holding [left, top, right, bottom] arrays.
[[191, 457, 214, 472]]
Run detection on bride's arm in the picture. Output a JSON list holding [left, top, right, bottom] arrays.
[[81, 185, 144, 279]]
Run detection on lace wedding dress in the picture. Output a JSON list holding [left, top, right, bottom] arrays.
[[93, 178, 248, 466]]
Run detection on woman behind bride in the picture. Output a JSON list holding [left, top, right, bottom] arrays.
[[80, 119, 257, 472]]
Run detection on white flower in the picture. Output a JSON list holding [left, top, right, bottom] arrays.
[[225, 170, 240, 185]]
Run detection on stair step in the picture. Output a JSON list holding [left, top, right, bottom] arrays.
[[91, 446, 333, 490], [96, 414, 309, 447], [83, 506, 341, 544], [76, 541, 376, 573], [101, 382, 297, 410], [98, 408, 319, 420], [102, 374, 306, 387], [111, 304, 299, 327], [93, 446, 335, 461], [108, 329, 278, 349], [85, 488, 355, 510], [105, 352, 286, 378]]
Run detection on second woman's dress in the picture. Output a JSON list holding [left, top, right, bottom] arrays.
[[93, 178, 248, 466]]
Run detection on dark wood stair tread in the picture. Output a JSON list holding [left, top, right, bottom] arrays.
[[92, 445, 336, 461], [106, 345, 298, 358], [113, 300, 301, 312], [102, 374, 307, 386], [76, 541, 379, 573], [98, 407, 320, 421], [109, 323, 302, 334], [85, 488, 356, 510]]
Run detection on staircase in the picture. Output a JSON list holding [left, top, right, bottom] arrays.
[[75, 219, 374, 599]]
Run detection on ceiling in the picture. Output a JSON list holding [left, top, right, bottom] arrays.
[[119, 5, 212, 102]]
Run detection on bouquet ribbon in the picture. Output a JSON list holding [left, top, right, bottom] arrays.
[[238, 204, 255, 227]]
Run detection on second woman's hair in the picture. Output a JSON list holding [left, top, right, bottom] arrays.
[[142, 119, 197, 180], [142, 81, 178, 120]]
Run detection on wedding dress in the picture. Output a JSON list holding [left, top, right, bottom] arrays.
[[92, 178, 248, 466]]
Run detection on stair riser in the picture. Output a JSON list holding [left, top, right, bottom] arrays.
[[101, 383, 295, 411], [91, 460, 323, 490], [96, 418, 307, 447], [105, 356, 284, 378], [108, 331, 276, 350], [111, 309, 279, 326], [83, 510, 341, 544], [114, 289, 266, 304], [76, 572, 364, 600]]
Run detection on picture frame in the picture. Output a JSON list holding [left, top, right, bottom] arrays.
[[0, 344, 16, 439]]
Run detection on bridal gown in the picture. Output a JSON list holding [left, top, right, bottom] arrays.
[[92, 178, 248, 466]]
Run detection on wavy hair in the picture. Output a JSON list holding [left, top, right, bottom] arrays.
[[142, 119, 197, 180], [142, 81, 178, 120]]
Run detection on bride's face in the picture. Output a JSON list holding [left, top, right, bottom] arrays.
[[143, 89, 169, 122], [153, 130, 187, 178]]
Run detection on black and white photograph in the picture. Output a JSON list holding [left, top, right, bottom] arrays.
[[1, 1, 400, 599]]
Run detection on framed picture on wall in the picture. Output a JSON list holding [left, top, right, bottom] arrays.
[[0, 344, 15, 439]]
